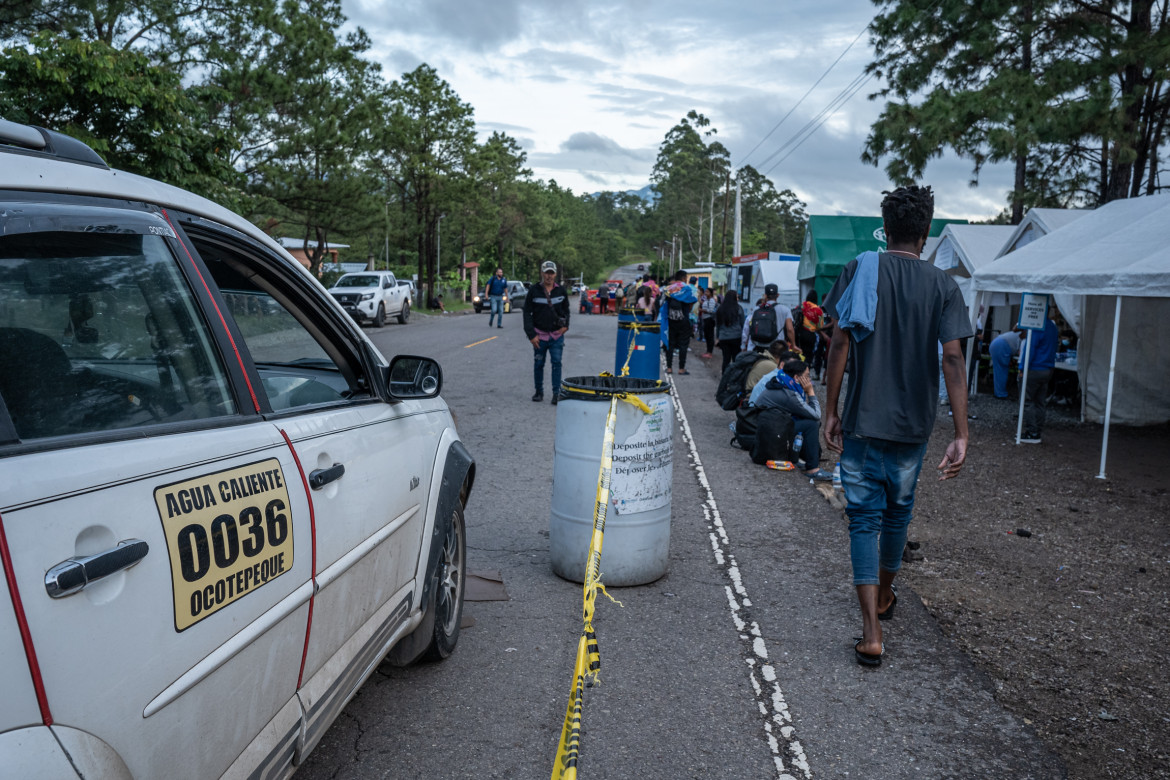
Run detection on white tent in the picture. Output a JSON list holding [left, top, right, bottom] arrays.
[[996, 208, 1089, 334], [973, 193, 1170, 478], [926, 223, 1017, 312]]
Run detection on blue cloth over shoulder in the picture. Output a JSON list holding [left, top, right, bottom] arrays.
[[658, 282, 697, 350], [834, 251, 879, 342]]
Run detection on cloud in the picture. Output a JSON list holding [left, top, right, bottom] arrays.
[[560, 132, 646, 158], [515, 47, 609, 77]]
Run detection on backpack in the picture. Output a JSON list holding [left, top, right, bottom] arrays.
[[749, 305, 779, 344], [731, 404, 763, 450], [749, 408, 796, 465], [791, 305, 804, 330], [715, 351, 768, 410]]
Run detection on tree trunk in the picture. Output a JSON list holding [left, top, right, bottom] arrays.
[[1104, 0, 1153, 203]]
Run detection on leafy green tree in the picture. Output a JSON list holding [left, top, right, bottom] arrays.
[[863, 0, 1170, 218], [651, 111, 730, 264], [374, 64, 477, 301], [734, 166, 807, 255], [236, 0, 385, 276], [0, 31, 241, 205]]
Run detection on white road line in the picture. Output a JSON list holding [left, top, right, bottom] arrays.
[[669, 381, 811, 780]]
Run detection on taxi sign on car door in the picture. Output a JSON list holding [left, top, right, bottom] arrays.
[[154, 459, 294, 631]]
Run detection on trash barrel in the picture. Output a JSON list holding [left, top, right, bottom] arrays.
[[614, 307, 661, 380], [550, 376, 673, 586]]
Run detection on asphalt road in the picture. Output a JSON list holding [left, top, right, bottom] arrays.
[[297, 300, 1066, 780]]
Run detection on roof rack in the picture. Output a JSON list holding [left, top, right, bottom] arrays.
[[0, 118, 109, 169]]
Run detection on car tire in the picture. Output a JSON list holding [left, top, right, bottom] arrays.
[[424, 503, 465, 661], [397, 300, 410, 324], [373, 303, 385, 328]]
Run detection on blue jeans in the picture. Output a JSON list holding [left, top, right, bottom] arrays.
[[489, 295, 504, 326], [840, 435, 929, 586], [533, 336, 564, 396]]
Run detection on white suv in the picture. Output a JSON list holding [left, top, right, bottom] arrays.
[[0, 118, 473, 779], [328, 270, 411, 327]]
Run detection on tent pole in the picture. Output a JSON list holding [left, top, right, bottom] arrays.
[[966, 290, 985, 398], [1015, 329, 1033, 445], [1097, 295, 1122, 480]]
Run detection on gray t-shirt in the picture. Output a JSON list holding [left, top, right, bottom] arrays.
[[824, 252, 973, 443]]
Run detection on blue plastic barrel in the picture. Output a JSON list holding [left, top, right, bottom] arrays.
[[551, 376, 673, 586], [614, 308, 661, 380]]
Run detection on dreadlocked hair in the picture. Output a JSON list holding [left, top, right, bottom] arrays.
[[880, 185, 934, 245]]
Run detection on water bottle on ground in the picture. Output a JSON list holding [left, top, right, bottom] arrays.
[[832, 463, 842, 490], [793, 432, 803, 452]]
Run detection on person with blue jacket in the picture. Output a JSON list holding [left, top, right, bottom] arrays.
[[1020, 314, 1059, 443], [486, 267, 509, 328]]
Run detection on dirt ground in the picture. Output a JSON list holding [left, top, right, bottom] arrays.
[[899, 391, 1170, 780]]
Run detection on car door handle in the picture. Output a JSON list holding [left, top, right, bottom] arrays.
[[309, 463, 345, 490], [45, 539, 149, 599]]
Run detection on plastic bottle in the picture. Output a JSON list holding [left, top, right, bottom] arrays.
[[766, 460, 795, 471], [832, 463, 842, 489], [793, 432, 803, 452]]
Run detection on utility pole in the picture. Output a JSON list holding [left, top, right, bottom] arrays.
[[384, 201, 390, 270], [708, 191, 715, 263], [733, 187, 742, 258], [720, 170, 731, 264], [436, 213, 446, 287]]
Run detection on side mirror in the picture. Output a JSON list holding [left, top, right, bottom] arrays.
[[387, 355, 442, 399]]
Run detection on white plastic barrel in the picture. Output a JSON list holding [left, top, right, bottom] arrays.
[[550, 376, 673, 586]]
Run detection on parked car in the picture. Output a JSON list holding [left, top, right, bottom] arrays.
[[328, 270, 410, 326], [397, 278, 417, 301], [472, 280, 527, 313], [0, 117, 474, 780]]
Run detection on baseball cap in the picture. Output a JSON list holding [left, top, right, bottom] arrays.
[[541, 260, 557, 273], [764, 283, 779, 296]]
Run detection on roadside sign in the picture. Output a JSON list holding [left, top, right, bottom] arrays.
[[1018, 292, 1049, 330]]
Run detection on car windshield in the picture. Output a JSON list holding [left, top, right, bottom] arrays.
[[334, 275, 378, 288]]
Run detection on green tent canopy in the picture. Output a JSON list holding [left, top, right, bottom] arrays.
[[798, 215, 966, 300]]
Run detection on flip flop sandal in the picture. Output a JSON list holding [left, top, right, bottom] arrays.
[[878, 587, 898, 621], [678, 369, 689, 375], [854, 638, 884, 667], [665, 368, 673, 374]]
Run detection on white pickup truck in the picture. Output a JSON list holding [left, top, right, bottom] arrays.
[[328, 270, 411, 326]]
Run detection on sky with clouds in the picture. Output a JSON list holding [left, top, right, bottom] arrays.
[[342, 0, 1014, 221]]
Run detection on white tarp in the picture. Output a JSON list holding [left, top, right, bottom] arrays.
[[974, 193, 1170, 426], [926, 224, 1016, 313], [996, 208, 1090, 333]]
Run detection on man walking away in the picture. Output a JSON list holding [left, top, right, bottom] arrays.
[[742, 283, 797, 351], [823, 184, 972, 668], [659, 270, 697, 374], [715, 290, 745, 372], [524, 260, 570, 405], [486, 267, 508, 328], [1020, 312, 1059, 443]]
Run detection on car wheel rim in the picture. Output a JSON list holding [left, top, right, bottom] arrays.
[[436, 509, 463, 635]]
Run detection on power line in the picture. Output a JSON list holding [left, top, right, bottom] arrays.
[[735, 20, 872, 170], [761, 72, 874, 176]]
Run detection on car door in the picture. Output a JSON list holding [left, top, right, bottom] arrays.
[[183, 228, 446, 757], [0, 205, 311, 780], [381, 273, 399, 314]]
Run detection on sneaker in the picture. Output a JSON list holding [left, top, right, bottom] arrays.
[[806, 469, 834, 482], [1020, 433, 1042, 444], [532, 392, 544, 402]]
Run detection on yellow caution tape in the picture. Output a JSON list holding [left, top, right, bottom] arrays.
[[551, 392, 630, 779]]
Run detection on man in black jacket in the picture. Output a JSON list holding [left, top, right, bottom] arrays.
[[523, 260, 571, 404]]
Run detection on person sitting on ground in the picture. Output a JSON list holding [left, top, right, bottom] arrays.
[[747, 347, 800, 407], [427, 293, 446, 313], [745, 339, 791, 396], [754, 359, 833, 481]]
